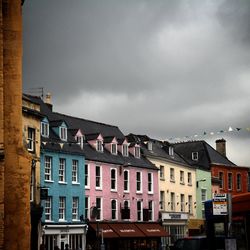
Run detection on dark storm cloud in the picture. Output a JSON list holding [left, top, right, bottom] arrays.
[[23, 0, 250, 165]]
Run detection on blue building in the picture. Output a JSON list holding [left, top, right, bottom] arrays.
[[29, 95, 88, 250]]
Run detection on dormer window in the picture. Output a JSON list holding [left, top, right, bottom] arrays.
[[169, 146, 174, 156], [41, 119, 49, 137], [76, 135, 84, 149], [148, 141, 153, 151], [135, 146, 140, 158], [122, 144, 128, 157], [111, 143, 117, 155], [192, 152, 198, 161], [96, 140, 103, 152], [59, 126, 67, 141]]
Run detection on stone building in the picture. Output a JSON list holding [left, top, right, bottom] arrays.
[[0, 0, 31, 249]]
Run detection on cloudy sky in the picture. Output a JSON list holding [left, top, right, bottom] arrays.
[[22, 0, 250, 166]]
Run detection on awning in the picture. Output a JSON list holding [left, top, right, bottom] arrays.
[[89, 223, 119, 238], [135, 223, 169, 237], [108, 223, 145, 238]]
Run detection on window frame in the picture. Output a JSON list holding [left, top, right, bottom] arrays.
[[111, 199, 117, 220], [180, 194, 185, 212], [85, 196, 90, 220], [72, 159, 79, 183], [59, 126, 67, 141], [96, 197, 102, 220], [136, 171, 142, 193], [148, 200, 154, 221], [170, 168, 175, 182], [236, 173, 242, 191], [170, 192, 175, 211], [72, 197, 79, 221], [41, 121, 49, 138], [219, 171, 224, 189], [95, 165, 102, 190], [85, 164, 90, 189], [148, 172, 153, 194], [59, 158, 66, 183], [45, 196, 52, 221], [135, 146, 140, 158], [187, 172, 192, 185], [27, 127, 35, 152], [111, 143, 117, 155], [188, 195, 193, 214], [180, 170, 184, 184], [228, 172, 233, 190], [110, 168, 117, 191], [192, 152, 199, 161], [59, 196, 66, 221], [137, 200, 143, 221], [45, 156, 53, 181], [122, 144, 128, 157], [160, 191, 165, 210], [96, 140, 103, 152]]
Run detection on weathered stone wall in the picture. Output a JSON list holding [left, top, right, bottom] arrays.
[[1, 0, 31, 249]]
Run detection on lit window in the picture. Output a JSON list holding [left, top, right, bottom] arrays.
[[45, 156, 52, 181], [59, 197, 66, 221], [72, 197, 79, 221], [72, 160, 79, 183], [27, 127, 35, 152]]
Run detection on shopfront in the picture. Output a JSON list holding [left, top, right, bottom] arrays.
[[41, 223, 88, 250], [87, 222, 168, 250], [161, 212, 188, 248]]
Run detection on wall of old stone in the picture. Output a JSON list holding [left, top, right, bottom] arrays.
[[1, 0, 31, 249]]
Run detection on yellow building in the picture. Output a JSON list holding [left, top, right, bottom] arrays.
[[22, 94, 44, 250]]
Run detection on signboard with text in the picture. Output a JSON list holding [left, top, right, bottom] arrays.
[[213, 193, 228, 215]]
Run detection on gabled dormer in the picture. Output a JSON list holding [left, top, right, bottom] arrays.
[[104, 136, 118, 155], [50, 120, 68, 141], [69, 128, 85, 149], [41, 117, 49, 138], [117, 138, 129, 157], [86, 133, 104, 152], [129, 142, 140, 158]]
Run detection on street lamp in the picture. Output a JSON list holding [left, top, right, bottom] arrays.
[[196, 178, 206, 188]]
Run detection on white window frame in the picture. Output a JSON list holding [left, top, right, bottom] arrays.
[[59, 126, 67, 141], [148, 200, 154, 221], [201, 189, 207, 203], [124, 169, 130, 192], [45, 156, 52, 181], [96, 197, 102, 220], [96, 140, 103, 152], [135, 146, 140, 158], [136, 171, 142, 193], [187, 172, 192, 185], [72, 159, 79, 183], [85, 164, 90, 189], [59, 158, 66, 183], [192, 152, 199, 161], [95, 165, 102, 190], [85, 196, 90, 220], [45, 196, 52, 221], [111, 199, 117, 220], [122, 144, 128, 157], [169, 146, 174, 156], [137, 200, 143, 221], [41, 121, 49, 137], [228, 172, 233, 190], [111, 143, 117, 155], [148, 172, 153, 194], [72, 197, 79, 221], [110, 168, 117, 191], [27, 127, 35, 152], [180, 170, 184, 184], [170, 168, 175, 182], [59, 197, 66, 221]]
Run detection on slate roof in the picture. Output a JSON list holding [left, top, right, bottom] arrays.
[[126, 134, 191, 167], [24, 94, 157, 170], [173, 140, 236, 170]]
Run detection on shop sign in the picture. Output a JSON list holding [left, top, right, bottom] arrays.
[[162, 212, 188, 220], [213, 193, 228, 215]]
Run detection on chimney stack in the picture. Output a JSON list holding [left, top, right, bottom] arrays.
[[216, 138, 226, 157], [45, 92, 52, 110]]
